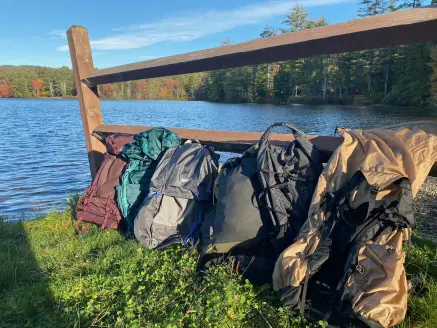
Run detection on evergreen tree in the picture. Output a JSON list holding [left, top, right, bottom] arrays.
[[357, 0, 390, 96], [204, 52, 228, 103], [255, 25, 278, 102], [428, 45, 437, 107], [358, 0, 388, 16], [282, 4, 310, 31]]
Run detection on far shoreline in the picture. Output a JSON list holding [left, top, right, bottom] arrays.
[[1, 96, 435, 111]]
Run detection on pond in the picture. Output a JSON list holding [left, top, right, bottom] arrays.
[[0, 98, 436, 217]]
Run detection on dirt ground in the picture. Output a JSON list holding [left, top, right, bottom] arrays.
[[414, 177, 437, 241]]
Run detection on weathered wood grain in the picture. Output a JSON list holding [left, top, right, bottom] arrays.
[[67, 26, 106, 178]]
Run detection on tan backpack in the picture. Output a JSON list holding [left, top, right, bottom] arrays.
[[273, 122, 437, 327]]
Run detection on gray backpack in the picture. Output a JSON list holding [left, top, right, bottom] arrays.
[[134, 140, 219, 249], [200, 123, 322, 284]]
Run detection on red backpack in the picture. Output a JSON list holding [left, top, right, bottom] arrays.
[[76, 133, 135, 230]]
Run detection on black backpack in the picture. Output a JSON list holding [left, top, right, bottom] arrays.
[[200, 123, 323, 284]]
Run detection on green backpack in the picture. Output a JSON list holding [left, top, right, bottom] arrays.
[[116, 127, 181, 231]]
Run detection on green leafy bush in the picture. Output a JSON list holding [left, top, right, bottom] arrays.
[[0, 209, 436, 327]]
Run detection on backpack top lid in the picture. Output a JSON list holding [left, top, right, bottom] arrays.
[[105, 133, 136, 155], [121, 127, 181, 161], [149, 141, 219, 200]]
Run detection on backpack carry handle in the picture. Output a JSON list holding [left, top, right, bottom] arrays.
[[259, 122, 315, 159], [184, 138, 201, 144], [260, 122, 303, 140]]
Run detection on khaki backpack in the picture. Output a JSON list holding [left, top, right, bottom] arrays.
[[273, 122, 437, 327]]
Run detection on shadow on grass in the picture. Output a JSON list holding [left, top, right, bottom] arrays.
[[0, 219, 62, 327]]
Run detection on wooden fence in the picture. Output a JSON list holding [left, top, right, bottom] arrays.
[[67, 5, 437, 178]]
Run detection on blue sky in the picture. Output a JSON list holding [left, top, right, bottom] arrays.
[[0, 0, 360, 68]]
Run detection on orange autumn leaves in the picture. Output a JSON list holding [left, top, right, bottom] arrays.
[[0, 80, 13, 98], [31, 78, 43, 97], [0, 78, 44, 98]]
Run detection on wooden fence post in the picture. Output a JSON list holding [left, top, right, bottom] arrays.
[[67, 25, 105, 179]]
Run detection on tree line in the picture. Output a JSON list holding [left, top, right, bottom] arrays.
[[0, 66, 74, 98], [1, 0, 436, 107], [202, 0, 437, 107], [0, 65, 204, 101]]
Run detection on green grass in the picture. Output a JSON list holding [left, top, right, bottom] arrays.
[[0, 209, 436, 328]]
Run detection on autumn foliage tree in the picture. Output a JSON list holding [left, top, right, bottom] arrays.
[[100, 84, 114, 98], [0, 79, 13, 98], [135, 80, 148, 99], [31, 78, 43, 97]]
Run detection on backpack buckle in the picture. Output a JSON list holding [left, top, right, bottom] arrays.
[[325, 192, 334, 201], [356, 264, 365, 275], [370, 184, 380, 194]]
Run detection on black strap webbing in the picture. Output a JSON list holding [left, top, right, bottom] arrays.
[[300, 259, 312, 318]]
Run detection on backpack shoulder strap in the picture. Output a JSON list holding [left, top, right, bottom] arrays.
[[329, 171, 366, 209]]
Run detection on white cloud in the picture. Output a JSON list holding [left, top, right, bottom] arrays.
[[57, 45, 69, 52], [57, 0, 347, 52], [48, 29, 67, 40]]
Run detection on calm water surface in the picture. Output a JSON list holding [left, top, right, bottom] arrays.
[[1, 98, 436, 218]]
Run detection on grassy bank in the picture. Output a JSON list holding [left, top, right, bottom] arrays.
[[1, 210, 436, 328]]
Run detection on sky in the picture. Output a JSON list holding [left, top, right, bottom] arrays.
[[0, 0, 359, 69]]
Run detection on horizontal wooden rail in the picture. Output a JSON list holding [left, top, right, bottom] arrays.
[[93, 124, 437, 176], [82, 6, 437, 87], [93, 124, 341, 161]]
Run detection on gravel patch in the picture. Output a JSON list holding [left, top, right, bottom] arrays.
[[414, 177, 437, 241]]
